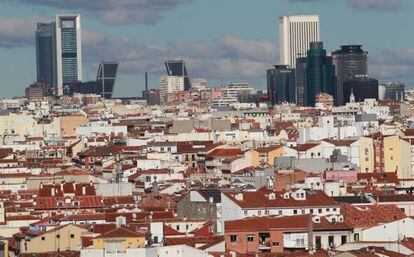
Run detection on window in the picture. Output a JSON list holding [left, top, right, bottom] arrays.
[[278, 210, 282, 215], [41, 237, 45, 241], [247, 235, 254, 242], [244, 210, 248, 216], [341, 235, 347, 245], [328, 236, 334, 248], [230, 235, 237, 242], [56, 234, 60, 239], [258, 211, 261, 216], [70, 234, 75, 239], [176, 225, 180, 231], [296, 238, 305, 246], [318, 209, 322, 214], [293, 210, 298, 214], [310, 209, 314, 214], [354, 233, 360, 242], [315, 236, 321, 250]]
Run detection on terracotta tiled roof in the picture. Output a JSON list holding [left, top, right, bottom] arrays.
[[206, 148, 242, 159], [225, 214, 311, 232], [293, 143, 320, 151], [341, 204, 406, 228], [95, 226, 146, 239], [323, 139, 357, 146], [223, 190, 338, 209]]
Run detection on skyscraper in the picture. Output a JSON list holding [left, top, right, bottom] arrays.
[[295, 57, 307, 106], [36, 22, 57, 87], [65, 62, 118, 99], [332, 45, 368, 105], [279, 15, 320, 68], [304, 42, 336, 107], [343, 76, 379, 103], [56, 14, 82, 95], [267, 65, 296, 105], [165, 60, 191, 91]]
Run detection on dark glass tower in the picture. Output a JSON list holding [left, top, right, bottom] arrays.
[[295, 57, 307, 106], [332, 45, 368, 105], [36, 22, 57, 87], [65, 62, 118, 99], [343, 77, 378, 103], [97, 62, 118, 99], [267, 65, 296, 105], [305, 42, 336, 107], [165, 60, 191, 91]]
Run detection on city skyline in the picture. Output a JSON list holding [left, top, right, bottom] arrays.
[[0, 0, 413, 98]]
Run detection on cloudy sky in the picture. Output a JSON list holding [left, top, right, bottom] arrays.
[[0, 0, 413, 97]]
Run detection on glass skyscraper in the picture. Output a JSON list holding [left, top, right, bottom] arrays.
[[267, 65, 296, 105], [36, 14, 82, 96], [56, 14, 82, 96], [165, 60, 192, 91], [343, 77, 379, 103], [35, 22, 57, 87], [305, 42, 336, 107], [332, 45, 368, 105], [65, 62, 118, 99]]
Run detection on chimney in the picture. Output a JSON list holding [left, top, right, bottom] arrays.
[[116, 216, 127, 228], [235, 193, 243, 201], [145, 72, 149, 100], [82, 185, 86, 195], [51, 187, 55, 196]]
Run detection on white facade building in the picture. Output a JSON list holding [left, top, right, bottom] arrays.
[[279, 15, 320, 68], [159, 76, 184, 104]]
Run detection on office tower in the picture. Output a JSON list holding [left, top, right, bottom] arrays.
[[165, 60, 191, 91], [36, 22, 57, 87], [65, 62, 118, 99], [159, 76, 185, 104], [379, 82, 405, 101], [332, 45, 368, 105], [279, 15, 320, 68], [305, 42, 336, 106], [267, 65, 296, 105], [343, 76, 379, 103], [96, 62, 118, 99], [295, 57, 307, 106], [56, 14, 82, 95]]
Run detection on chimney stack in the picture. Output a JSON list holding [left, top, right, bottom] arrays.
[[145, 72, 149, 100]]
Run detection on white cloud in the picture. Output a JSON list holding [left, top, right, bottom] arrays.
[[370, 48, 414, 82], [0, 16, 49, 47]]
